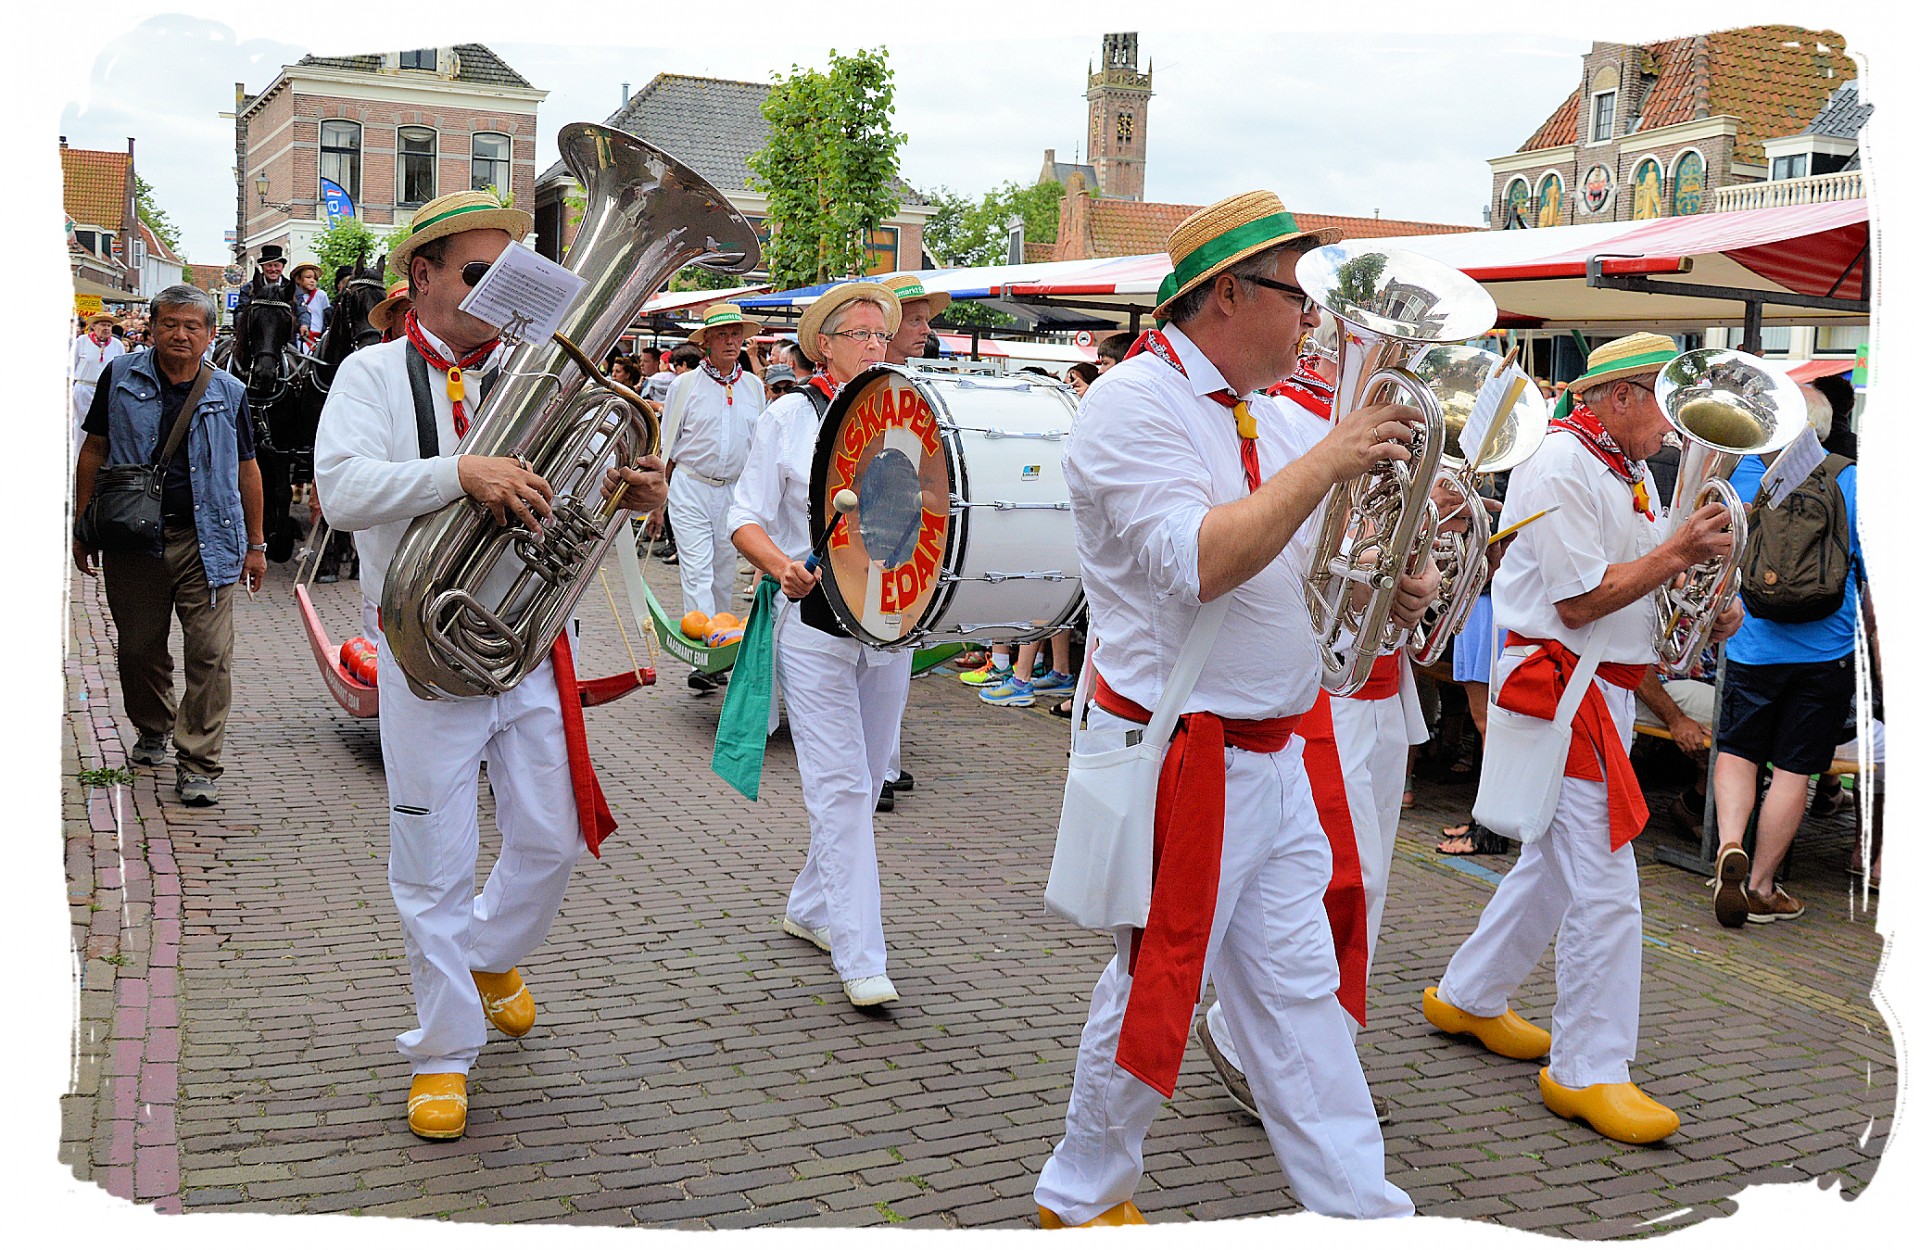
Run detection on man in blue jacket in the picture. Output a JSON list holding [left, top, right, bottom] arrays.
[[72, 284, 266, 806]]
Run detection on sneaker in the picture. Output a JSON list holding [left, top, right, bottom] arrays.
[[1746, 885, 1805, 923], [1197, 1012, 1259, 1119], [780, 915, 831, 953], [891, 770, 914, 793], [953, 650, 992, 671], [688, 670, 720, 695], [1712, 844, 1749, 929], [175, 771, 218, 806], [844, 974, 899, 1007], [960, 663, 1011, 687], [875, 780, 895, 813], [1031, 669, 1076, 693], [980, 677, 1035, 707], [129, 733, 169, 767]]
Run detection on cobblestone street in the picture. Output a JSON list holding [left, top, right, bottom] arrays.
[[59, 553, 1897, 1234]]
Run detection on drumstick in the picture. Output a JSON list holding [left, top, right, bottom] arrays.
[[803, 489, 860, 573]]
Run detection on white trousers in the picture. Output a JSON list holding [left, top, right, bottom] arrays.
[[884, 694, 906, 785], [373, 611, 585, 1075], [1438, 674, 1643, 1090], [777, 614, 913, 981], [72, 383, 96, 463], [1036, 724, 1413, 1222], [669, 471, 741, 622]]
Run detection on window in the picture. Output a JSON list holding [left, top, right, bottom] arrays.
[[1759, 326, 1793, 356], [1591, 90, 1616, 142], [399, 48, 436, 71], [397, 126, 437, 207], [1770, 153, 1809, 181], [471, 132, 511, 194], [75, 228, 96, 254], [1117, 112, 1134, 144], [1814, 325, 1869, 355], [320, 120, 362, 204], [863, 226, 898, 275]]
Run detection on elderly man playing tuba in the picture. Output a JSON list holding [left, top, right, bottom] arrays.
[[313, 189, 668, 1141], [1032, 192, 1439, 1226], [1422, 333, 1743, 1144]]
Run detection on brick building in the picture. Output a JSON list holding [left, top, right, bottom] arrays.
[[1488, 25, 1856, 229], [234, 45, 545, 267], [61, 138, 137, 297], [1035, 32, 1153, 203], [533, 73, 932, 281]]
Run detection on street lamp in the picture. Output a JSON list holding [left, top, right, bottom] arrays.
[[255, 174, 294, 212]]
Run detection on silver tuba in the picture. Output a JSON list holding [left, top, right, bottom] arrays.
[[1650, 348, 1807, 676], [380, 123, 760, 699], [1295, 244, 1499, 695]]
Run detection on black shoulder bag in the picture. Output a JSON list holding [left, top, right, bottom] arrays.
[[75, 363, 213, 556]]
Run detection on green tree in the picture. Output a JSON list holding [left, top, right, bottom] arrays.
[[747, 47, 906, 290], [923, 179, 1069, 326], [134, 174, 182, 256], [311, 214, 384, 280]]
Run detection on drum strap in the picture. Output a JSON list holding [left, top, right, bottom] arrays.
[[796, 385, 851, 639]]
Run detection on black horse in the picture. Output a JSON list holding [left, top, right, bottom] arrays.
[[285, 253, 389, 578], [217, 273, 305, 559]]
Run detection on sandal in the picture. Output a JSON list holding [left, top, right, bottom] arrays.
[[1437, 820, 1509, 856]]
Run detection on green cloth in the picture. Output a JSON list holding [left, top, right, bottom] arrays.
[[711, 578, 780, 800]]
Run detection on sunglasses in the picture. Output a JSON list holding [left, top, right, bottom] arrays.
[[448, 260, 492, 287], [1237, 274, 1312, 306]]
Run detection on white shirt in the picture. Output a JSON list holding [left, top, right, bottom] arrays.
[[1065, 323, 1328, 721], [312, 325, 506, 612], [71, 332, 127, 389], [661, 366, 766, 482], [299, 287, 331, 337], [727, 388, 821, 562], [641, 370, 675, 403], [1491, 427, 1659, 663]]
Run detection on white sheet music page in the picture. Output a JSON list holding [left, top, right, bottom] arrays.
[[1759, 425, 1828, 507], [1458, 362, 1529, 469], [458, 241, 586, 344]]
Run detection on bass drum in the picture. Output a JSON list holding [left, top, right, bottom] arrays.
[[809, 364, 1082, 650]]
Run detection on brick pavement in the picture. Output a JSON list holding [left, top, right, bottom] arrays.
[[60, 552, 1896, 1233]]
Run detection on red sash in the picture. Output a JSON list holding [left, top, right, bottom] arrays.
[[1348, 651, 1402, 701], [550, 632, 618, 858], [1295, 690, 1371, 1027], [1497, 634, 1650, 850], [1091, 676, 1311, 1097]]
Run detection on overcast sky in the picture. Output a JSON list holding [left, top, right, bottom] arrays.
[[47, 7, 1801, 265]]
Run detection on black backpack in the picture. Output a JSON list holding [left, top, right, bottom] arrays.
[[1738, 453, 1854, 624]]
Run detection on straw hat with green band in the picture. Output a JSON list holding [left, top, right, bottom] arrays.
[[881, 273, 951, 317], [1152, 190, 1344, 320], [388, 189, 533, 276], [688, 302, 765, 345], [1553, 332, 1681, 419]]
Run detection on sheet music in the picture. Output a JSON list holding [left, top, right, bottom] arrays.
[[458, 241, 586, 344], [1459, 363, 1528, 469], [1759, 425, 1827, 507]]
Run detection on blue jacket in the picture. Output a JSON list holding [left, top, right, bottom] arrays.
[[103, 349, 253, 588]]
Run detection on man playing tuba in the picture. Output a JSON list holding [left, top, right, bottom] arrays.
[[313, 189, 668, 1141]]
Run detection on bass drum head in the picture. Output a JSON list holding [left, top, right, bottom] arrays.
[[809, 365, 955, 649]]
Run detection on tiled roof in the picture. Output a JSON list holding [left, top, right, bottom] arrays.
[[296, 44, 532, 88], [1520, 26, 1856, 165], [1080, 198, 1474, 258], [1050, 162, 1100, 194], [61, 145, 129, 230], [538, 72, 926, 206], [137, 220, 180, 264], [1021, 240, 1057, 264], [1806, 79, 1870, 138]]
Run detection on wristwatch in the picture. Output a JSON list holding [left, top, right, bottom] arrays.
[[248, 542, 268, 552]]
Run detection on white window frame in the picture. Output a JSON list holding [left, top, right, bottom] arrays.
[[1590, 90, 1617, 144], [396, 125, 439, 209]]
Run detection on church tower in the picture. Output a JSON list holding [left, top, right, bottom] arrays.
[[1086, 32, 1152, 202]]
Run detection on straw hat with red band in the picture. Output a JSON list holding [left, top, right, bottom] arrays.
[[368, 279, 412, 333], [881, 273, 951, 318], [388, 188, 533, 277], [1554, 332, 1681, 419], [687, 302, 765, 346], [795, 280, 902, 354], [1152, 190, 1344, 320]]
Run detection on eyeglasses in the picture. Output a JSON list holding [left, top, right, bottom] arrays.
[[456, 260, 492, 287], [832, 329, 893, 344], [1237, 275, 1312, 307]]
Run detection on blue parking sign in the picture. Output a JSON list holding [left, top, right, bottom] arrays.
[[225, 291, 240, 310]]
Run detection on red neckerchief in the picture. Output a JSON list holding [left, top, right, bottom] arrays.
[[1551, 402, 1654, 520], [700, 359, 743, 405], [1498, 633, 1652, 850], [403, 310, 498, 438], [1126, 329, 1262, 491], [808, 372, 840, 403], [1268, 357, 1334, 419]]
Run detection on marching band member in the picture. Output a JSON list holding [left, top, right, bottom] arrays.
[[1033, 192, 1435, 1226], [71, 312, 127, 459], [728, 281, 913, 1009], [660, 303, 768, 694], [1423, 334, 1741, 1144], [314, 189, 668, 1141]]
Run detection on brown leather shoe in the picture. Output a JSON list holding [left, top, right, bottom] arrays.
[[1538, 1069, 1679, 1143], [407, 1073, 468, 1140], [1037, 1201, 1146, 1227], [1713, 844, 1750, 928], [1746, 885, 1804, 923], [473, 968, 536, 1037], [1422, 987, 1550, 1060]]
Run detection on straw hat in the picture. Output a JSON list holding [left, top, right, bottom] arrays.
[[795, 281, 902, 355], [1568, 332, 1682, 393], [388, 188, 532, 277], [1153, 190, 1344, 319], [86, 312, 117, 328], [881, 273, 951, 318], [288, 261, 321, 284], [368, 279, 412, 333], [687, 302, 765, 346]]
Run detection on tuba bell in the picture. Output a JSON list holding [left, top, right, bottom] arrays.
[[1650, 348, 1808, 676], [1294, 244, 1499, 695], [380, 123, 760, 699]]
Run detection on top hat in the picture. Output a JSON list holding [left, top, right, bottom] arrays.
[[257, 244, 286, 265]]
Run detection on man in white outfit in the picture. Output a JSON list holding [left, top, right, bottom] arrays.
[[314, 189, 667, 1141], [71, 313, 127, 459], [1424, 333, 1741, 1144], [729, 280, 913, 1010], [660, 302, 767, 693], [1032, 192, 1437, 1226]]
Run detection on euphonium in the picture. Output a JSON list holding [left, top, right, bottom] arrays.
[[1294, 244, 1499, 695], [1398, 345, 1548, 665], [1650, 348, 1807, 676], [381, 123, 760, 699]]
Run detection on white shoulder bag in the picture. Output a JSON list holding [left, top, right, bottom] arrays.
[[1045, 596, 1232, 929], [1471, 613, 1621, 845]]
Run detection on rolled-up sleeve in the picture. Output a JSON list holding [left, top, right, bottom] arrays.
[[1066, 374, 1212, 606], [313, 351, 464, 533], [1522, 449, 1611, 604]]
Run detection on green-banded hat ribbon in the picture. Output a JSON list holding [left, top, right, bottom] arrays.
[[408, 200, 506, 233], [1575, 347, 1679, 384], [1169, 211, 1302, 290]]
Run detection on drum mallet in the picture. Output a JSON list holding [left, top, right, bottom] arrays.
[[805, 489, 860, 573]]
